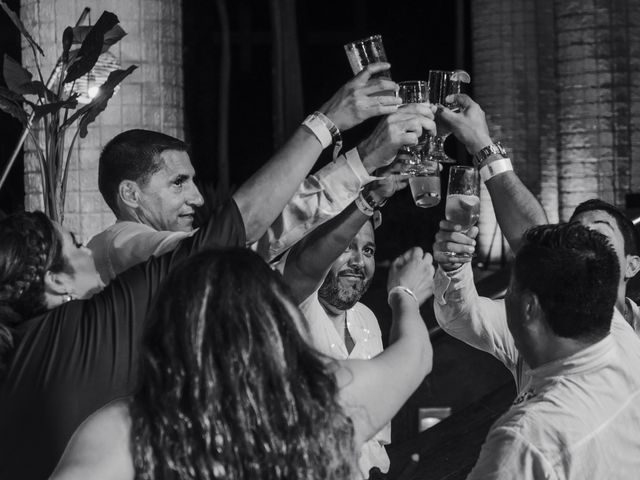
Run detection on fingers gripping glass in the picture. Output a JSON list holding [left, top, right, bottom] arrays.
[[443, 166, 480, 259], [428, 69, 470, 164], [397, 81, 441, 209]]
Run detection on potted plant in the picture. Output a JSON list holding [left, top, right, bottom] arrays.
[[0, 3, 136, 222]]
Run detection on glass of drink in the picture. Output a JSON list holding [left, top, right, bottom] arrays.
[[408, 158, 441, 208], [398, 80, 430, 159], [344, 34, 390, 79], [444, 165, 480, 258], [428, 69, 471, 164]]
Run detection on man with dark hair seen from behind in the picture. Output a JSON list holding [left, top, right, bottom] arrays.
[[437, 223, 640, 478]]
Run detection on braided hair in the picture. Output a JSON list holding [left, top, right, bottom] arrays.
[[0, 211, 70, 379]]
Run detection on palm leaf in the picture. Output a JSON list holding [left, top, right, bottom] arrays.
[[64, 11, 119, 84], [0, 86, 28, 126], [63, 65, 137, 137]]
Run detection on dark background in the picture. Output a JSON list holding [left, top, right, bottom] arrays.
[[1, 0, 472, 261]]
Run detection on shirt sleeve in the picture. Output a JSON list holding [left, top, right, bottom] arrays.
[[467, 427, 556, 480], [433, 263, 520, 373], [110, 226, 193, 278], [253, 148, 378, 261]]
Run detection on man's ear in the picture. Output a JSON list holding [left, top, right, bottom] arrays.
[[624, 254, 640, 282], [118, 180, 140, 210], [43, 270, 71, 296], [521, 290, 544, 332]]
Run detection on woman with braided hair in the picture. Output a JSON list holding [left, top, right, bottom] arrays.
[[0, 204, 245, 479], [1, 208, 434, 480]]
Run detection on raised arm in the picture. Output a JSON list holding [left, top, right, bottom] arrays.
[[335, 248, 434, 446], [438, 94, 548, 252], [432, 220, 520, 374], [283, 106, 435, 302], [233, 63, 402, 245]]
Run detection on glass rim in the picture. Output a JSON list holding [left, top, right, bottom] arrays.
[[343, 34, 383, 49], [398, 80, 428, 86], [428, 69, 456, 75]]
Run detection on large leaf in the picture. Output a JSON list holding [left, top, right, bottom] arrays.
[[64, 11, 120, 84], [0, 1, 44, 56], [32, 96, 78, 121], [0, 86, 28, 126], [3, 54, 32, 91], [64, 65, 137, 137], [4, 55, 57, 100], [72, 24, 127, 52]]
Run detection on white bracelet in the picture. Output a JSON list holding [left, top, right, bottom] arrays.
[[302, 113, 333, 149], [354, 193, 375, 216], [480, 157, 513, 182], [387, 285, 418, 305]]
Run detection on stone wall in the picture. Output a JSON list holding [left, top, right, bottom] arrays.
[[20, 0, 184, 241]]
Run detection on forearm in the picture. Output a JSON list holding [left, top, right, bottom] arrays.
[[433, 264, 519, 370], [233, 127, 323, 245], [256, 148, 377, 261], [485, 170, 547, 252], [285, 202, 370, 303], [387, 293, 433, 377]]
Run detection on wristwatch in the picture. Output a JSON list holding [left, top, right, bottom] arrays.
[[362, 186, 388, 210], [472, 142, 508, 168]]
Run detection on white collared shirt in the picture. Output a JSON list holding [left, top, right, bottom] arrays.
[[299, 291, 390, 478]]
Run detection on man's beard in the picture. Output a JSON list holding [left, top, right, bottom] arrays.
[[318, 266, 372, 310]]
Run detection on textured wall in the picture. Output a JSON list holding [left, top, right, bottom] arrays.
[[472, 0, 640, 263], [555, 0, 640, 220], [20, 0, 184, 241]]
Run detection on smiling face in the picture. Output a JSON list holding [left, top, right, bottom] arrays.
[[135, 149, 204, 232], [318, 222, 376, 311], [53, 223, 105, 299]]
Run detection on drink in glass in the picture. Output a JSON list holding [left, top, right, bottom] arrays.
[[398, 80, 430, 157], [344, 34, 391, 79], [408, 159, 441, 208], [428, 69, 471, 164], [444, 165, 479, 257]]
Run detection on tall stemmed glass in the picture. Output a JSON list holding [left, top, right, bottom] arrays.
[[428, 69, 471, 164], [444, 166, 480, 258]]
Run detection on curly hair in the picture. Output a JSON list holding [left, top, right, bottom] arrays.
[[0, 211, 70, 379], [132, 248, 356, 480]]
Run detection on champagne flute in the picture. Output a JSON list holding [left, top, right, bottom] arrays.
[[428, 69, 471, 164], [444, 166, 480, 258]]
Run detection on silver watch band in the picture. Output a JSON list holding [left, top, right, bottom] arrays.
[[472, 142, 508, 167]]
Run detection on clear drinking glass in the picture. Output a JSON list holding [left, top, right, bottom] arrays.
[[444, 166, 480, 257], [398, 80, 430, 159], [344, 34, 391, 79], [408, 158, 441, 208], [428, 69, 470, 164]]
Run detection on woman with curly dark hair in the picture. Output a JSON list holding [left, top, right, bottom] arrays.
[[0, 202, 245, 480], [51, 246, 433, 480]]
